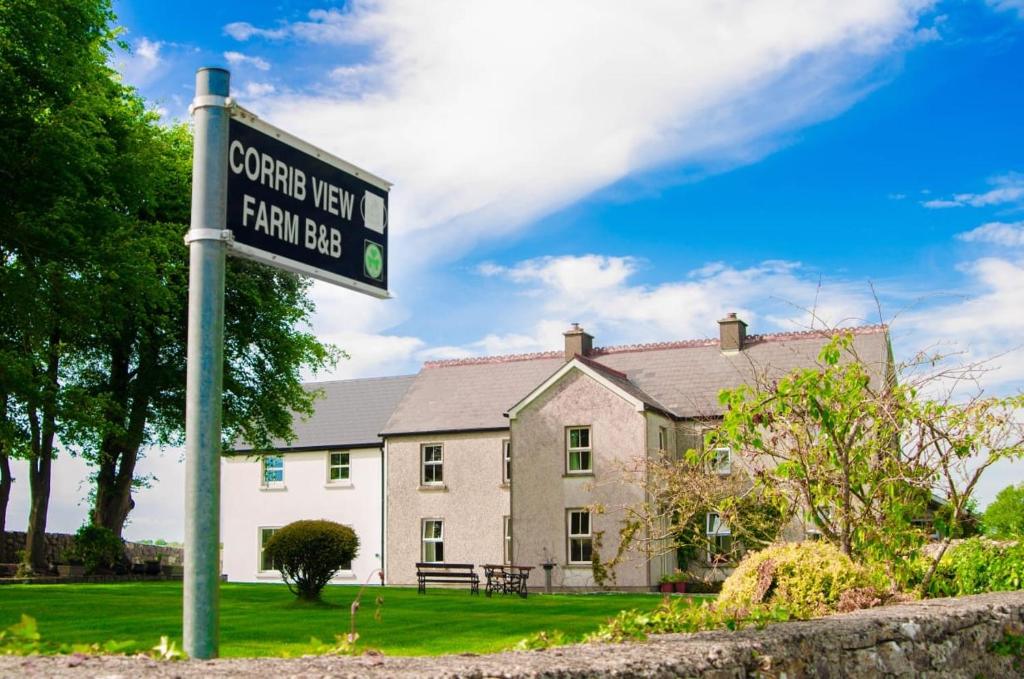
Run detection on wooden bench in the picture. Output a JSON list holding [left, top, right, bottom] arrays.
[[415, 562, 479, 594]]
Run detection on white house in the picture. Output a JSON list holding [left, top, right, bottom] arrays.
[[221, 375, 414, 585]]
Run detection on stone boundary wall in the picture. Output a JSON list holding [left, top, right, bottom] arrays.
[[2, 591, 1022, 677], [1, 531, 183, 567]]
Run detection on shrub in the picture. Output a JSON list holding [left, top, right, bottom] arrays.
[[70, 525, 125, 575], [926, 538, 1024, 597], [586, 597, 793, 643], [716, 541, 879, 618], [264, 520, 359, 601]]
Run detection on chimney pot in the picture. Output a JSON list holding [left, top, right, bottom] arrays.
[[718, 312, 748, 352], [563, 323, 594, 361]]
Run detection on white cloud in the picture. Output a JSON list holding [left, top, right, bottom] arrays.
[[240, 82, 277, 98], [988, 0, 1024, 19], [224, 51, 270, 71], [224, 22, 288, 41], [957, 221, 1024, 247], [115, 37, 165, 88], [922, 172, 1024, 209], [228, 0, 935, 268]]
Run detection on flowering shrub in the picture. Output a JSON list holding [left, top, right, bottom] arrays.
[[716, 541, 881, 618]]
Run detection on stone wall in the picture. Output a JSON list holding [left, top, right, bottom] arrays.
[[3, 591, 1021, 677], [1, 531, 183, 567]]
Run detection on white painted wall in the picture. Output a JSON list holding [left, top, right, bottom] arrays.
[[221, 448, 383, 585]]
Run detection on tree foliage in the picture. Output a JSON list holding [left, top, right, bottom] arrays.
[[983, 483, 1024, 540], [715, 330, 1024, 590], [0, 0, 340, 561], [264, 520, 360, 601]]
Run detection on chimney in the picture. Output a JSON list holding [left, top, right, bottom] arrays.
[[563, 323, 594, 361], [718, 312, 747, 352]]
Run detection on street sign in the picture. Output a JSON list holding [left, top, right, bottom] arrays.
[[226, 106, 391, 297]]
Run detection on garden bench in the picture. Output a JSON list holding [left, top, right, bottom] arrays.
[[415, 562, 479, 594]]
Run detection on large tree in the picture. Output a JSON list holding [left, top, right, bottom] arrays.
[[982, 483, 1024, 540]]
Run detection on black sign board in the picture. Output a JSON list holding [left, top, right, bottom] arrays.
[[226, 107, 390, 297]]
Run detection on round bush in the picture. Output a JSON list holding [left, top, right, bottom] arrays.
[[717, 541, 877, 618], [264, 520, 359, 601], [71, 525, 125, 575]]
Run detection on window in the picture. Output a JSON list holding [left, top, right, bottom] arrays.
[[504, 515, 512, 564], [566, 427, 592, 474], [706, 512, 733, 565], [261, 455, 284, 486], [567, 509, 593, 564], [259, 527, 279, 571], [328, 452, 350, 482], [658, 426, 668, 454], [422, 519, 444, 562], [421, 444, 443, 485], [711, 447, 731, 475], [502, 439, 512, 484]]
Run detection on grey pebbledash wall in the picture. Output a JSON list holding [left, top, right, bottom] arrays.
[[1, 591, 1022, 677]]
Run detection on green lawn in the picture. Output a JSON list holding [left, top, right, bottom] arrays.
[[0, 582, 700, 657]]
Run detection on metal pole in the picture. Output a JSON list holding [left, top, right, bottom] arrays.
[[183, 67, 230, 660]]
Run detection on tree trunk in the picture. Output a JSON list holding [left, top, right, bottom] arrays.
[[91, 337, 152, 538], [25, 330, 59, 573], [0, 450, 11, 563]]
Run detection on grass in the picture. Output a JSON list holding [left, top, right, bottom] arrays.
[[0, 582, 705, 657]]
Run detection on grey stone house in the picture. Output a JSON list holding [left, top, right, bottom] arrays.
[[380, 316, 891, 589]]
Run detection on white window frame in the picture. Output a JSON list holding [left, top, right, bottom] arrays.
[[261, 455, 284, 488], [421, 444, 443, 485], [258, 526, 280, 572], [706, 511, 733, 565], [567, 509, 593, 564], [566, 426, 593, 474], [327, 451, 351, 483], [502, 439, 512, 484], [422, 519, 444, 563], [711, 447, 732, 475], [503, 515, 512, 564]]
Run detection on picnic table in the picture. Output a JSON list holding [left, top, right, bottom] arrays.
[[482, 564, 534, 598]]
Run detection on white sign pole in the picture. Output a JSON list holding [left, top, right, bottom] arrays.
[[183, 67, 231, 659]]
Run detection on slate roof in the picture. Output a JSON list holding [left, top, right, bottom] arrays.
[[233, 374, 415, 452], [380, 326, 890, 435]]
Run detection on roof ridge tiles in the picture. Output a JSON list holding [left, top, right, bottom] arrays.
[[421, 323, 888, 369]]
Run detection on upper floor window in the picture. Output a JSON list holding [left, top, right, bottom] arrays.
[[658, 426, 668, 454], [422, 519, 444, 562], [566, 427, 592, 474], [502, 439, 512, 484], [261, 455, 284, 487], [711, 447, 732, 475], [422, 444, 443, 485], [567, 509, 593, 564], [706, 511, 733, 565], [328, 452, 350, 482]]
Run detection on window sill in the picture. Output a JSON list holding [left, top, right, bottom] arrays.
[[324, 481, 354, 489], [562, 472, 594, 478], [259, 485, 287, 492], [563, 563, 592, 569], [418, 484, 448, 492], [499, 482, 510, 489], [256, 572, 281, 579]]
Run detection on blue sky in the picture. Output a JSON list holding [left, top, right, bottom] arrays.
[[8, 1, 1024, 540]]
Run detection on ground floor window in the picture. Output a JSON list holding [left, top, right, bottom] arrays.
[[504, 515, 512, 564], [706, 512, 733, 564], [259, 527, 279, 571], [567, 509, 593, 564], [422, 519, 444, 562]]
